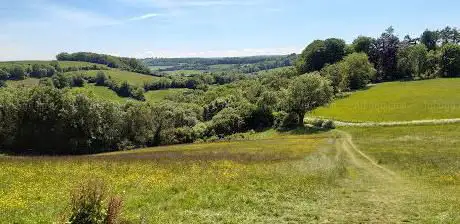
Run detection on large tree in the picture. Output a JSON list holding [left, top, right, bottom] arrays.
[[420, 30, 438, 51], [440, 43, 460, 77], [340, 53, 376, 90], [397, 44, 428, 79], [374, 27, 400, 81], [296, 38, 346, 74], [286, 73, 333, 125]]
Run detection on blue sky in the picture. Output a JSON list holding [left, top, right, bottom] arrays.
[[1, 0, 459, 60]]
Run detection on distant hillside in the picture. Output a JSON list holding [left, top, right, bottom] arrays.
[[57, 52, 151, 75], [143, 54, 297, 74]]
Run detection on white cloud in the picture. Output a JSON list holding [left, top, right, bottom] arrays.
[[128, 13, 160, 21]]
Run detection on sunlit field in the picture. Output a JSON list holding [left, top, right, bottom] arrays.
[[1, 124, 459, 223], [311, 78, 460, 122]]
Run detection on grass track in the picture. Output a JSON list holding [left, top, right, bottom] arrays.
[[312, 78, 460, 122]]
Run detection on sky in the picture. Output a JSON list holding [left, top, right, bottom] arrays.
[[1, 0, 459, 60]]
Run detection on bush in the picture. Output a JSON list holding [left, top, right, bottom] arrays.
[[0, 69, 10, 80], [321, 120, 336, 129], [95, 71, 108, 86], [273, 111, 299, 130], [68, 180, 123, 224]]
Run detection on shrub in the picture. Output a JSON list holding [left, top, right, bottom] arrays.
[[321, 120, 336, 129], [68, 180, 123, 224], [95, 71, 108, 86], [273, 111, 299, 130]]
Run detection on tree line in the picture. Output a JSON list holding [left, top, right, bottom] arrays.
[[1, 26, 458, 155], [296, 26, 460, 85], [57, 52, 151, 75], [143, 55, 295, 66], [0, 61, 108, 87], [0, 67, 335, 155]]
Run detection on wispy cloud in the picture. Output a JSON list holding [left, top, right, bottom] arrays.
[[118, 0, 265, 9], [128, 13, 160, 21]]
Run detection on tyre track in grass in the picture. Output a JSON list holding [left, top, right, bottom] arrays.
[[315, 130, 423, 223]]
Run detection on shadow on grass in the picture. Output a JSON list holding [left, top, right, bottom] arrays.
[[278, 126, 328, 135]]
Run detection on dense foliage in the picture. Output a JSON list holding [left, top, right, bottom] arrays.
[[296, 26, 460, 82], [57, 52, 151, 75]]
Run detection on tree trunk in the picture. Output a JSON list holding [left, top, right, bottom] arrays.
[[297, 111, 305, 127]]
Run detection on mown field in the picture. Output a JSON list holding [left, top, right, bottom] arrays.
[[311, 78, 460, 122], [66, 70, 160, 86], [1, 124, 459, 223]]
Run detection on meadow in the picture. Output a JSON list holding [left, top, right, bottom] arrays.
[[70, 84, 134, 103], [0, 60, 108, 70], [163, 70, 204, 76], [311, 78, 460, 122], [67, 70, 160, 86], [5, 78, 40, 88], [1, 124, 459, 223], [145, 88, 188, 103]]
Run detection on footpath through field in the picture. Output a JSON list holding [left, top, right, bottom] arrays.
[[326, 118, 460, 127], [315, 130, 431, 222]]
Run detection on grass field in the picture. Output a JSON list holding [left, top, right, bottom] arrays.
[[0, 61, 108, 69], [149, 66, 174, 71], [5, 78, 40, 87], [0, 130, 334, 223], [311, 78, 460, 122], [70, 84, 133, 103], [1, 124, 458, 223], [68, 70, 160, 86], [340, 124, 460, 222], [145, 88, 188, 103], [163, 70, 203, 76]]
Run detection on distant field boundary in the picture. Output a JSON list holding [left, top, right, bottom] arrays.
[[331, 118, 460, 127]]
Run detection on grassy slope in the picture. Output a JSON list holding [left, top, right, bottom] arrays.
[[163, 70, 203, 76], [311, 78, 460, 122], [341, 124, 460, 222], [70, 84, 133, 103], [0, 122, 459, 222], [145, 89, 188, 103], [72, 70, 159, 86], [5, 78, 40, 87], [0, 130, 332, 223], [0, 61, 108, 69]]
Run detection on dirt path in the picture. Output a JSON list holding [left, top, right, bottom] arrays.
[[316, 130, 423, 223], [333, 118, 460, 127]]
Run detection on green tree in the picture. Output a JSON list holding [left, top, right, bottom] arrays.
[[440, 43, 460, 77], [320, 63, 347, 93], [353, 36, 375, 55], [286, 73, 334, 126], [397, 44, 428, 79], [375, 27, 400, 81], [0, 69, 9, 80], [296, 38, 346, 74], [341, 53, 376, 90], [420, 30, 438, 51], [10, 65, 26, 80]]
